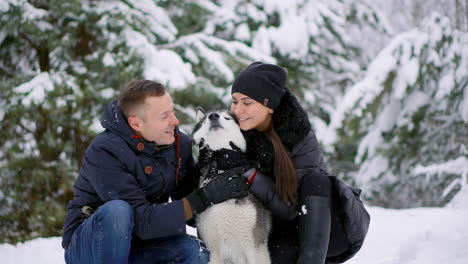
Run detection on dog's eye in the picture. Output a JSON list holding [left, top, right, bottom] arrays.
[[224, 117, 232, 120]]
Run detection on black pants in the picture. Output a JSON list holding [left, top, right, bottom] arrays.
[[268, 171, 332, 264]]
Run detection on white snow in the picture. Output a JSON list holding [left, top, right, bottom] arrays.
[[463, 86, 468, 123], [252, 27, 273, 55], [0, 0, 9, 12], [413, 156, 468, 176], [355, 99, 400, 164], [90, 117, 104, 134], [100, 88, 116, 100], [180, 34, 235, 82], [234, 23, 251, 41], [393, 58, 419, 99], [1, 196, 467, 264], [14, 72, 54, 106], [348, 193, 468, 264], [123, 28, 196, 89], [268, 16, 310, 59], [396, 91, 430, 128], [22, 0, 48, 21], [323, 13, 467, 189], [122, 0, 177, 42], [102, 53, 116, 67]]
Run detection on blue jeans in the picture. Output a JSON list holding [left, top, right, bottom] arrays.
[[65, 200, 210, 264]]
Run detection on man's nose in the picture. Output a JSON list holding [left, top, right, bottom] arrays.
[[171, 113, 179, 126], [208, 113, 219, 120]]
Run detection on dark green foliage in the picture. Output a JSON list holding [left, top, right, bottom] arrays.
[[161, 1, 212, 36], [172, 86, 225, 112], [329, 14, 467, 208], [0, 0, 143, 243]]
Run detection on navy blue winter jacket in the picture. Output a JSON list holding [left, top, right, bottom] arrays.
[[62, 100, 197, 249]]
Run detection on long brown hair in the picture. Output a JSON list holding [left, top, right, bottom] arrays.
[[265, 123, 297, 207]]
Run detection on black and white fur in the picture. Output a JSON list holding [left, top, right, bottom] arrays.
[[192, 109, 272, 264]]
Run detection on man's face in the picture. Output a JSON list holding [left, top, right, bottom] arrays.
[[130, 94, 180, 145]]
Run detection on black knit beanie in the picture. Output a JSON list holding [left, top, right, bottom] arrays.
[[231, 61, 286, 110]]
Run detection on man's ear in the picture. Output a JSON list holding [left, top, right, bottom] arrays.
[[128, 115, 142, 132], [195, 107, 206, 123]]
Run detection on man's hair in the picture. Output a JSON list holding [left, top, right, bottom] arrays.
[[118, 80, 166, 120]]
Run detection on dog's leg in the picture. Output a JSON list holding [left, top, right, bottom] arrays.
[[254, 244, 271, 264], [236, 240, 269, 264], [208, 251, 221, 264]]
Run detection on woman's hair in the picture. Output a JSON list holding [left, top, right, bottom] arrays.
[[265, 123, 297, 207]]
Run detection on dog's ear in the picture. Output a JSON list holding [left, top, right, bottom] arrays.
[[195, 107, 206, 123]]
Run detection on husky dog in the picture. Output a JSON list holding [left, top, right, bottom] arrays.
[[192, 109, 272, 264]]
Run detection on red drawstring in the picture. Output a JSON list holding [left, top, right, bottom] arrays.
[[175, 133, 182, 184], [248, 169, 257, 185]]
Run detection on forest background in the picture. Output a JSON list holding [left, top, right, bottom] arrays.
[[0, 0, 467, 244]]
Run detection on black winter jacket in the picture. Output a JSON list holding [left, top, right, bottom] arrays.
[[243, 89, 327, 220], [62, 100, 198, 249], [244, 90, 371, 263]]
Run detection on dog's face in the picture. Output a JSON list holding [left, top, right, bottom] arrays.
[[192, 109, 246, 152]]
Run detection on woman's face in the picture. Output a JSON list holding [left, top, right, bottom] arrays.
[[230, 92, 273, 131]]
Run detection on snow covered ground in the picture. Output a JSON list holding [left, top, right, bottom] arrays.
[[1, 189, 467, 264]]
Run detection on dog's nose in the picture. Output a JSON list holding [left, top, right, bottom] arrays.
[[208, 113, 220, 120]]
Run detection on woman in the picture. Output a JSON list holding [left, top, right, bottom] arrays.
[[230, 62, 333, 264]]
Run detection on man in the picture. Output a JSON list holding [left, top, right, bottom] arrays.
[[62, 80, 249, 264]]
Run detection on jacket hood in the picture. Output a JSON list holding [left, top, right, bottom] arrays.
[[101, 99, 134, 138]]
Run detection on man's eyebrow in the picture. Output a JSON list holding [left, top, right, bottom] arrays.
[[233, 97, 252, 100], [160, 106, 174, 115]]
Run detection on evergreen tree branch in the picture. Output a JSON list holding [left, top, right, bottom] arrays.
[[0, 63, 14, 77]]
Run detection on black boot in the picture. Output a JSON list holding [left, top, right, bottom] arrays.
[[297, 195, 331, 264]]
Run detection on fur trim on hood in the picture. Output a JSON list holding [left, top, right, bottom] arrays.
[[243, 88, 312, 174]]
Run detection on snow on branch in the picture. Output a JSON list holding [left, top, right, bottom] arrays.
[[413, 157, 468, 176], [14, 72, 54, 105]]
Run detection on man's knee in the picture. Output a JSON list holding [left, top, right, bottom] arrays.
[[66, 200, 133, 263], [179, 235, 210, 263], [95, 200, 134, 228]]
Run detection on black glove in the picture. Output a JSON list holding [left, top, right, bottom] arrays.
[[186, 167, 249, 214]]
